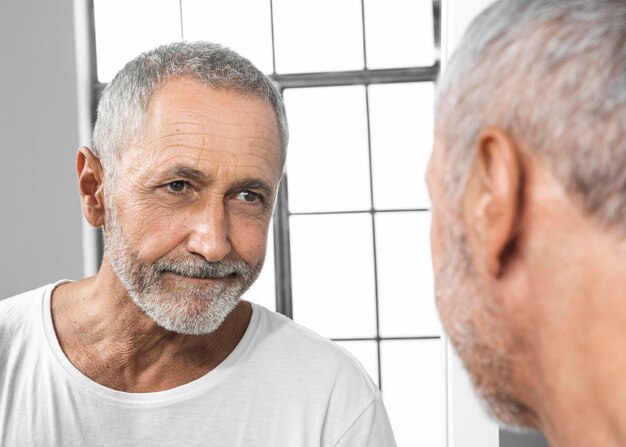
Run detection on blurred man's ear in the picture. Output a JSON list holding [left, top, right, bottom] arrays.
[[77, 146, 106, 228], [465, 128, 522, 276]]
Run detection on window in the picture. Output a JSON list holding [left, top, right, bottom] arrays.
[[91, 1, 443, 444]]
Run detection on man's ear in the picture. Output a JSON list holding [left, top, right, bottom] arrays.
[[77, 146, 106, 228], [466, 127, 522, 276]]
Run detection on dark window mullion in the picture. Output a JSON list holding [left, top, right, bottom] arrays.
[[433, 0, 441, 55], [364, 85, 384, 390], [360, 0, 368, 70], [289, 207, 431, 217], [272, 173, 293, 319], [178, 0, 184, 40], [333, 335, 441, 342], [270, 66, 438, 89], [269, 0, 277, 75]]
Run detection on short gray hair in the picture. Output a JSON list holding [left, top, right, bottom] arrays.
[[436, 0, 625, 229], [92, 41, 288, 178]]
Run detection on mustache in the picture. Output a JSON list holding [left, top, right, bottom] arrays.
[[154, 257, 250, 279]]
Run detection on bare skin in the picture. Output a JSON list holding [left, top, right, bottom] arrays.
[[52, 77, 282, 393], [52, 276, 251, 392], [428, 129, 626, 447]]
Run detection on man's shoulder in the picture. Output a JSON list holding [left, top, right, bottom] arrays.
[[0, 284, 50, 335], [251, 304, 378, 390], [247, 305, 391, 445], [254, 304, 356, 359]]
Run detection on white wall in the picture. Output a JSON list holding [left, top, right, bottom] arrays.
[[0, 0, 83, 298]]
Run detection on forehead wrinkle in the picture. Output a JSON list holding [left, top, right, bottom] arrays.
[[145, 109, 278, 140], [146, 112, 268, 136], [138, 86, 281, 181], [137, 131, 200, 152], [233, 150, 281, 175], [156, 108, 268, 129], [136, 134, 278, 170], [154, 132, 272, 147], [236, 156, 280, 178]]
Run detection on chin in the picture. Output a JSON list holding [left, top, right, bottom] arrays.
[[433, 211, 538, 430], [448, 318, 535, 429], [132, 286, 242, 335]]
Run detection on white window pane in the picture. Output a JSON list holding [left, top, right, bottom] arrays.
[[273, 0, 364, 73], [376, 212, 441, 337], [181, 0, 274, 74], [285, 86, 371, 213], [381, 339, 445, 447], [290, 214, 376, 338], [364, 0, 435, 69], [335, 340, 379, 388], [369, 82, 434, 210], [242, 222, 275, 312], [94, 0, 181, 82]]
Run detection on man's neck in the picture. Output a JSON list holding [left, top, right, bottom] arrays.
[[526, 270, 626, 447], [50, 265, 252, 393], [538, 384, 626, 447]]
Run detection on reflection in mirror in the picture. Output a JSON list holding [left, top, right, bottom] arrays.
[[94, 0, 181, 82], [369, 82, 435, 210], [285, 86, 371, 213], [290, 213, 377, 338], [181, 0, 274, 74], [364, 0, 436, 69], [335, 340, 379, 387], [381, 339, 445, 447], [375, 211, 441, 337], [273, 0, 364, 73]]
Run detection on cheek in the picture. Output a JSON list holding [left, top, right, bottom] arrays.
[[430, 209, 456, 323], [229, 219, 270, 265], [430, 210, 444, 274], [118, 205, 189, 260]]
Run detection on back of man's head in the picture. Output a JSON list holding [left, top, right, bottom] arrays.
[[430, 1, 626, 444], [437, 0, 625, 229]]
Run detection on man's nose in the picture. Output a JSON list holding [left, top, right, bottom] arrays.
[[185, 201, 232, 262]]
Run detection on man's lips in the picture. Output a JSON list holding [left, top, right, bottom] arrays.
[[162, 271, 236, 281]]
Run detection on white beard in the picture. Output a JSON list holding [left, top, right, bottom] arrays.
[[434, 211, 530, 428], [103, 205, 263, 335]]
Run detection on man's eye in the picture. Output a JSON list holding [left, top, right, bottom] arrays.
[[165, 181, 189, 193], [236, 191, 260, 203]]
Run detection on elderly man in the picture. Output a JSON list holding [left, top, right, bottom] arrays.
[[428, 0, 625, 446], [0, 42, 396, 446]]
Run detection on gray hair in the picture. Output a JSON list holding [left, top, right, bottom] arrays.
[[436, 0, 625, 229], [92, 41, 288, 179]]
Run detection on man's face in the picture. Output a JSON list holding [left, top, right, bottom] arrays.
[[103, 77, 283, 335], [427, 141, 527, 426]]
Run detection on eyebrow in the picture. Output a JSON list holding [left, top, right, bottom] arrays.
[[167, 166, 209, 183], [162, 164, 273, 196], [232, 178, 274, 196]]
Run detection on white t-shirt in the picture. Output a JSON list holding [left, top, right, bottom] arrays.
[[0, 282, 396, 446]]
